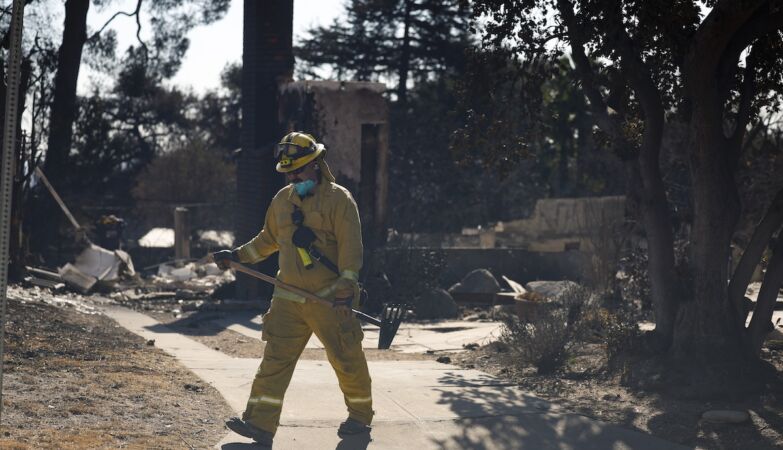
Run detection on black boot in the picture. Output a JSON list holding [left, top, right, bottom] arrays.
[[337, 417, 371, 436], [225, 417, 274, 447]]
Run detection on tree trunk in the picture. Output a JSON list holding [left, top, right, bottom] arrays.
[[44, 0, 90, 188], [236, 0, 293, 301], [635, 119, 680, 346], [748, 232, 783, 354], [673, 122, 743, 359], [9, 59, 32, 280]]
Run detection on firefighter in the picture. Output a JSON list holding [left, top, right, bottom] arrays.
[[213, 132, 372, 447]]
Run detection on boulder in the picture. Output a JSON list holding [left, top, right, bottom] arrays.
[[416, 288, 459, 320], [448, 269, 501, 294], [524, 280, 580, 301]]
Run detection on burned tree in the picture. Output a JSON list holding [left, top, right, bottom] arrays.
[[236, 0, 293, 300], [472, 0, 783, 371]]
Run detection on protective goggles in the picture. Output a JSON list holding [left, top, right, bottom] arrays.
[[275, 143, 315, 160]]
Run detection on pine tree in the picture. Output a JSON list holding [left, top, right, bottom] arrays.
[[296, 0, 472, 103]]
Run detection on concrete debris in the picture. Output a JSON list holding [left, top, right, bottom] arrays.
[[416, 288, 459, 320], [502, 275, 527, 294], [170, 266, 197, 282], [199, 230, 234, 248], [139, 227, 175, 248], [139, 227, 235, 249], [58, 263, 97, 293], [153, 262, 233, 287], [203, 263, 224, 277], [26, 266, 62, 281], [56, 244, 136, 293], [524, 280, 580, 301], [24, 276, 65, 291]]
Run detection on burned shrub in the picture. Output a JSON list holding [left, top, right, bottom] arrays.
[[603, 315, 642, 364], [500, 285, 591, 374]]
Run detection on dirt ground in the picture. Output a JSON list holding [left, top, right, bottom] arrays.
[[4, 280, 781, 449], [0, 296, 233, 449], [453, 340, 783, 450]]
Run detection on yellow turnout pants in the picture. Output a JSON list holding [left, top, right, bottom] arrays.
[[242, 297, 373, 434]]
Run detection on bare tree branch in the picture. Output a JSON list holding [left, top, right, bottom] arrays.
[[730, 187, 783, 327], [690, 0, 765, 79], [87, 0, 147, 55], [729, 46, 759, 156], [747, 227, 783, 355], [557, 0, 628, 149]]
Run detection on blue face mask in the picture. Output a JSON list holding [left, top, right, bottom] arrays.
[[294, 179, 316, 197]]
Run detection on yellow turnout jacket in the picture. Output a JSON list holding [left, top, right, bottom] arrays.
[[235, 177, 362, 303]]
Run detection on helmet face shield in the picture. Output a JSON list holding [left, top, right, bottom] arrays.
[[276, 143, 313, 169], [275, 143, 311, 160]]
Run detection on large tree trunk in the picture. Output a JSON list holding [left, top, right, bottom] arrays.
[[635, 123, 680, 346], [236, 0, 293, 301], [44, 0, 90, 188], [673, 122, 743, 359]]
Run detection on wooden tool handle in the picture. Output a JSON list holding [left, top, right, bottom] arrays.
[[228, 260, 333, 307]]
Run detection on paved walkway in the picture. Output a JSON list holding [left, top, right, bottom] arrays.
[[209, 312, 503, 353], [102, 306, 687, 450]]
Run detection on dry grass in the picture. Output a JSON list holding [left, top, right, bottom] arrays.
[[1, 297, 233, 449]]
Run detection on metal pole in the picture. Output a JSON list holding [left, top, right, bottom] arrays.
[[174, 207, 191, 261], [34, 166, 82, 231], [0, 0, 25, 424]]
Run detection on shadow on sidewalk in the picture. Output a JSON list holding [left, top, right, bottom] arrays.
[[145, 309, 264, 337], [427, 371, 688, 450]]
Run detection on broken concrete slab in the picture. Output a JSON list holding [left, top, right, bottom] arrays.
[[66, 244, 135, 282], [58, 263, 97, 293]]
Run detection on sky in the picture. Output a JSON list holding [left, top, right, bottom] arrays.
[[81, 0, 346, 93]]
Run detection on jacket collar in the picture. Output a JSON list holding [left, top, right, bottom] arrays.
[[286, 177, 328, 207]]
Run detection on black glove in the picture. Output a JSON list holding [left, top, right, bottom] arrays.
[[292, 226, 317, 249], [212, 250, 237, 270]]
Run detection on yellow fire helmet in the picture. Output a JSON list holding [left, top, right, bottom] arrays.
[[275, 132, 326, 173]]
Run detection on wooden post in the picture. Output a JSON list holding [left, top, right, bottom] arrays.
[[174, 207, 191, 262]]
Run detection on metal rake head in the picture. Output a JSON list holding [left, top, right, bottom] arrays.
[[378, 303, 406, 350]]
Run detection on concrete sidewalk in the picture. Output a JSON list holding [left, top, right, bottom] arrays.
[[209, 312, 503, 353], [103, 306, 687, 450]]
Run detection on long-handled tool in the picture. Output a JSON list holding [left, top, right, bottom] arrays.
[[226, 260, 405, 350]]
